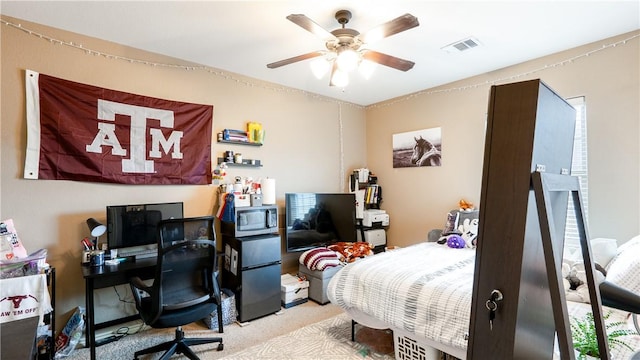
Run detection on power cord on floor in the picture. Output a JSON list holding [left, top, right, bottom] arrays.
[[97, 323, 149, 346], [113, 285, 135, 304]]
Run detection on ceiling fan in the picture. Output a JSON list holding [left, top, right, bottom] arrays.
[[267, 10, 419, 86]]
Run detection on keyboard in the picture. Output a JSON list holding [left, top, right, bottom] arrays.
[[118, 247, 158, 260]]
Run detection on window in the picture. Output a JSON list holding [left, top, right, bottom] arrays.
[[564, 96, 588, 255], [288, 193, 317, 221]]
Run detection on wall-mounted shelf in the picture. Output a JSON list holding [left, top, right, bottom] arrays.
[[217, 158, 262, 167], [217, 139, 262, 147]]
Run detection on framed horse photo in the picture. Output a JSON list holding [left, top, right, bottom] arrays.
[[392, 127, 442, 168]]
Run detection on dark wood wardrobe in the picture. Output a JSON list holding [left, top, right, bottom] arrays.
[[467, 79, 577, 359]]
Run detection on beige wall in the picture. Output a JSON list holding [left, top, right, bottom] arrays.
[[2, 15, 638, 330], [1, 16, 366, 326], [367, 31, 640, 249]]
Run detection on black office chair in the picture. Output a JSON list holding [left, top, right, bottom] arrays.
[[129, 216, 224, 360], [600, 280, 640, 333]]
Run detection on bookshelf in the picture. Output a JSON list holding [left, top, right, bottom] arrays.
[[350, 169, 387, 253], [217, 128, 263, 167], [217, 157, 262, 168], [217, 139, 262, 146], [363, 184, 382, 209]]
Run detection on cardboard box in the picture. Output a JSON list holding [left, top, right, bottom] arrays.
[[280, 274, 309, 308]]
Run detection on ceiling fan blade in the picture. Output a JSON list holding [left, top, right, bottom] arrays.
[[358, 13, 419, 44], [286, 14, 337, 42], [267, 51, 325, 69], [329, 61, 338, 87], [362, 50, 415, 71]]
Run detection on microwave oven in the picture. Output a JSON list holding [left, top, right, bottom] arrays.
[[220, 205, 278, 238]]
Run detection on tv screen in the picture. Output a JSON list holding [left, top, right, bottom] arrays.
[[106, 202, 184, 249], [285, 193, 356, 252]]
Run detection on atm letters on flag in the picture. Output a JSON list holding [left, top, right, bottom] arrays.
[[24, 70, 213, 185]]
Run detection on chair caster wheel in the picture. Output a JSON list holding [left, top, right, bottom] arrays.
[[217, 343, 224, 351]]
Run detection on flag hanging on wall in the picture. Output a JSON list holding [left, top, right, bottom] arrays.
[[24, 70, 213, 185]]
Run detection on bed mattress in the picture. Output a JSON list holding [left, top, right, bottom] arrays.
[[327, 242, 640, 359], [327, 242, 476, 354]]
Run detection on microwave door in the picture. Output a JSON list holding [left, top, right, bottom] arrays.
[[236, 211, 264, 231]]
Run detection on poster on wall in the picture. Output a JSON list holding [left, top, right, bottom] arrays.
[[23, 70, 213, 185], [392, 127, 442, 168]]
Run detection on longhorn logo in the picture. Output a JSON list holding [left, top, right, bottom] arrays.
[[0, 294, 39, 309]]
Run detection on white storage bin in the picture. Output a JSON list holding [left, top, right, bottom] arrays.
[[280, 274, 309, 308]]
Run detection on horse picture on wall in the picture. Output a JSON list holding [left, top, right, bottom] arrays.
[[392, 127, 442, 168]]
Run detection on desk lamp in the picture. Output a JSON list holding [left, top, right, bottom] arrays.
[[86, 218, 106, 249]]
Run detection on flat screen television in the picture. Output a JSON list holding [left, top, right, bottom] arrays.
[[106, 202, 184, 251], [285, 193, 356, 252]]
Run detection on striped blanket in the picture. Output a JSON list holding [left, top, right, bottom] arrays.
[[328, 242, 640, 359], [327, 242, 476, 352]]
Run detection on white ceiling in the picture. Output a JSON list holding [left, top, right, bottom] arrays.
[[2, 1, 638, 106]]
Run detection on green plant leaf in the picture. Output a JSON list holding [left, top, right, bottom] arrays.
[[571, 310, 639, 357]]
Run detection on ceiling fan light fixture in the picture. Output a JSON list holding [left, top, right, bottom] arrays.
[[362, 28, 385, 44], [336, 47, 359, 72], [310, 57, 331, 79], [358, 59, 376, 79], [330, 68, 349, 87], [268, 10, 419, 87]]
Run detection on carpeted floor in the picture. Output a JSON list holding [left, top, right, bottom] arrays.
[[60, 301, 394, 359], [56, 300, 640, 359], [219, 313, 394, 360]]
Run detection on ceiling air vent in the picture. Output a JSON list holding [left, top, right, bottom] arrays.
[[441, 37, 481, 53]]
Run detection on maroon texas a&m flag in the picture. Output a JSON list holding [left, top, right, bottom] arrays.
[[24, 70, 213, 185]]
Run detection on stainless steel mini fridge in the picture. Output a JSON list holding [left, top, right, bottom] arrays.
[[222, 233, 282, 322]]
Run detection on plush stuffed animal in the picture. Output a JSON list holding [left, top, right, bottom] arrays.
[[561, 262, 572, 292], [459, 199, 475, 211], [563, 260, 606, 303], [328, 242, 373, 263], [446, 234, 466, 248], [458, 218, 479, 248]]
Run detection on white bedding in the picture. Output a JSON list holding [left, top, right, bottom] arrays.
[[327, 242, 475, 353], [327, 242, 640, 359]]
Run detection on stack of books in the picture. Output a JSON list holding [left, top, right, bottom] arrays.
[[365, 184, 381, 205], [222, 129, 249, 142]]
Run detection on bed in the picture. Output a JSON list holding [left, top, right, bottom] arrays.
[[327, 242, 474, 359], [327, 239, 640, 359]]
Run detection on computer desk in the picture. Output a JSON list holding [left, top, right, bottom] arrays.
[[81, 258, 156, 360]]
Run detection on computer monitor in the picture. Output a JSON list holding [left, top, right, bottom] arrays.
[[106, 202, 184, 251]]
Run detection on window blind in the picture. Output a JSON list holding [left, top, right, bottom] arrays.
[[564, 96, 588, 256], [289, 194, 317, 221]]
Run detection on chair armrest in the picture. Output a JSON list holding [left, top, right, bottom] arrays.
[[129, 276, 152, 306], [600, 280, 640, 314]]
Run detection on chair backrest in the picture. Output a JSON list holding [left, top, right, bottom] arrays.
[[148, 216, 217, 320]]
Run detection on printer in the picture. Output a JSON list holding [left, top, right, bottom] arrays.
[[362, 209, 390, 227]]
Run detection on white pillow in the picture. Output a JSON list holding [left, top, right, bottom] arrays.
[[564, 238, 617, 266], [605, 235, 640, 294], [590, 237, 618, 267], [615, 234, 640, 253]]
